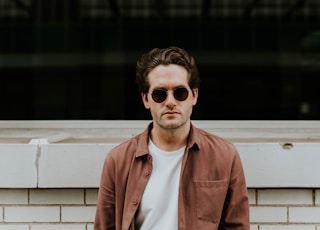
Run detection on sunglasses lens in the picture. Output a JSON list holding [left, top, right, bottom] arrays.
[[174, 87, 189, 101], [151, 87, 189, 103], [151, 89, 167, 103]]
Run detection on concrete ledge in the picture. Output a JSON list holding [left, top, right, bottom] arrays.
[[38, 143, 113, 188], [0, 120, 320, 188], [238, 142, 320, 188], [0, 144, 38, 188]]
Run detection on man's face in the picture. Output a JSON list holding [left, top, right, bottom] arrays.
[[142, 64, 198, 130]]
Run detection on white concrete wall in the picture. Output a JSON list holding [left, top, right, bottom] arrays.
[[1, 120, 320, 229], [2, 141, 320, 188]]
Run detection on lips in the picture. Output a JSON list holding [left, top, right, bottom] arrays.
[[163, 111, 179, 116]]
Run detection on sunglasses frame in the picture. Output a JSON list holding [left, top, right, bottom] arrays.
[[150, 87, 189, 103]]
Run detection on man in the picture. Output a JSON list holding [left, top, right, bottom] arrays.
[[94, 46, 250, 229]]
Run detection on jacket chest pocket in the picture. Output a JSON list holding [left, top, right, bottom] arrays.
[[193, 180, 228, 223]]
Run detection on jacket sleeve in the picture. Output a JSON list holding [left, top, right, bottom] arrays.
[[94, 154, 116, 230], [219, 149, 250, 230]]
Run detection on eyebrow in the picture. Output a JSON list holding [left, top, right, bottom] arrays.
[[152, 85, 188, 90]]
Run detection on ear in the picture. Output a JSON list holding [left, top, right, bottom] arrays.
[[191, 88, 198, 106], [141, 93, 150, 109]]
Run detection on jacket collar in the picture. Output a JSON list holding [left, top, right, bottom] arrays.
[[134, 122, 199, 158]]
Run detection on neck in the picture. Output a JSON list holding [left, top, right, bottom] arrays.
[[150, 121, 190, 151]]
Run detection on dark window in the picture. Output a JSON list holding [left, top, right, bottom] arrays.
[[0, 0, 319, 120]]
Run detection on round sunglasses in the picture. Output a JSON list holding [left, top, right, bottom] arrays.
[[151, 87, 189, 103]]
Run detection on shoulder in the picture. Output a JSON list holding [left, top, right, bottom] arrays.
[[191, 125, 239, 157], [193, 126, 235, 147]]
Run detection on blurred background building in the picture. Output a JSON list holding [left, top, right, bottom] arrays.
[[0, 0, 319, 120]]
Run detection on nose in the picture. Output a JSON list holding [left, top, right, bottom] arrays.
[[164, 91, 177, 108]]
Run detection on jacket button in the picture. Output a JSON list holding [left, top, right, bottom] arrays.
[[132, 199, 138, 205]]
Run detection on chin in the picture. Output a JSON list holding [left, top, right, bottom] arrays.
[[163, 120, 183, 129]]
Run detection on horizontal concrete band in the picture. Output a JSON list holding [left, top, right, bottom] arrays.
[[1, 120, 320, 188]]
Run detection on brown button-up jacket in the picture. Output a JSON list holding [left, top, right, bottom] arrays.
[[94, 122, 250, 230]]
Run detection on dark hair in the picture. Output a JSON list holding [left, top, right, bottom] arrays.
[[135, 46, 200, 93]]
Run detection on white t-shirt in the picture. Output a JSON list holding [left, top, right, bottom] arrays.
[[136, 139, 185, 230]]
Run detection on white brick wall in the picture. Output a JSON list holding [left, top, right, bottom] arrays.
[[257, 189, 313, 205], [61, 206, 96, 222], [260, 226, 316, 230], [5, 207, 60, 222], [0, 188, 320, 228], [1, 120, 320, 228], [30, 189, 84, 204], [0, 189, 97, 230], [0, 189, 28, 204], [250, 206, 287, 223], [315, 190, 320, 205], [289, 207, 320, 223], [248, 188, 320, 229], [31, 225, 86, 230], [0, 226, 29, 230]]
